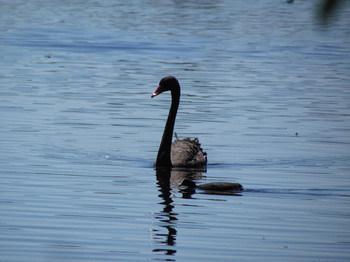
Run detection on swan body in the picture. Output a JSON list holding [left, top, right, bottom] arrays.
[[171, 135, 206, 168], [152, 76, 207, 168], [180, 178, 243, 192]]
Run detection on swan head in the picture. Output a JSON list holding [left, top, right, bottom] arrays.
[[151, 75, 180, 98], [179, 178, 197, 189]]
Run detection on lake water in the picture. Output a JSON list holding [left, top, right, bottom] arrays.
[[1, 0, 350, 261]]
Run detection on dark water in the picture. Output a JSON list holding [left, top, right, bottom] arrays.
[[1, 1, 350, 261]]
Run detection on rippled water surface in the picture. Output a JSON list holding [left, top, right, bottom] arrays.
[[1, 1, 350, 261]]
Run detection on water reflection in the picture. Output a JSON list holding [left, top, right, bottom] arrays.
[[152, 168, 177, 258], [151, 167, 205, 259]]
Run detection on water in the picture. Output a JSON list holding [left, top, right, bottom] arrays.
[[1, 0, 350, 261]]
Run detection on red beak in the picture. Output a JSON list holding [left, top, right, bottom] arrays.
[[151, 85, 162, 98]]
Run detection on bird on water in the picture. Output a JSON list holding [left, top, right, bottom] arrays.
[[151, 76, 207, 168], [180, 178, 243, 193]]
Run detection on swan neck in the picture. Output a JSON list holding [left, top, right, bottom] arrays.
[[155, 88, 180, 167]]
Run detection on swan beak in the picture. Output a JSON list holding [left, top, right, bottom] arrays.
[[151, 85, 161, 98]]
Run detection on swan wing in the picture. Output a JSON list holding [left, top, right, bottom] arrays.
[[171, 137, 207, 168]]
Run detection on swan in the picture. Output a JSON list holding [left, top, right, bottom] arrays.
[[179, 178, 243, 192], [151, 76, 207, 168]]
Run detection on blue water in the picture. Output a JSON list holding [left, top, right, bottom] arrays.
[[1, 1, 350, 261]]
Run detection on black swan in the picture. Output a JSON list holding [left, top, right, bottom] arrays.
[[151, 76, 207, 168], [180, 178, 243, 192]]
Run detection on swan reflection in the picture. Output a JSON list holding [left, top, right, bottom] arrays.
[[151, 168, 205, 259]]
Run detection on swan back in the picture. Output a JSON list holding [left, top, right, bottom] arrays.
[[197, 182, 243, 191], [180, 178, 243, 192]]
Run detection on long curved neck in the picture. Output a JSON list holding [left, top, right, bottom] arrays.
[[155, 87, 180, 167]]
